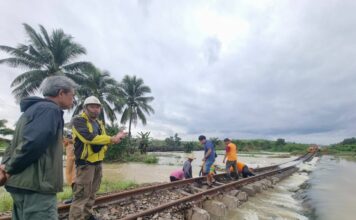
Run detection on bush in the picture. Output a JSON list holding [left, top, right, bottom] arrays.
[[115, 152, 159, 164], [0, 191, 12, 212], [183, 142, 195, 153], [143, 155, 158, 164]]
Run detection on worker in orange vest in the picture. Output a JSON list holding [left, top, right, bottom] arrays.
[[223, 138, 238, 180], [231, 161, 255, 178], [63, 133, 76, 188]]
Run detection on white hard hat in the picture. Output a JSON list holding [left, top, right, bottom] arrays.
[[83, 96, 101, 106]]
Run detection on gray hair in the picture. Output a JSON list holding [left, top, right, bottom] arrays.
[[40, 75, 77, 97]]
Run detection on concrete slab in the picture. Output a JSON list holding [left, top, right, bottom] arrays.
[[240, 185, 256, 196], [271, 177, 280, 184], [257, 181, 268, 190], [263, 179, 273, 188], [252, 183, 262, 193], [218, 195, 240, 210], [236, 191, 248, 202], [202, 200, 227, 217], [186, 207, 211, 220], [229, 189, 240, 196]]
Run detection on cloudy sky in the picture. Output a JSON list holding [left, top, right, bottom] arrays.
[[1, 0, 356, 144]]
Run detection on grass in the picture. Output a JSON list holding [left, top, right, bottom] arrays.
[[0, 179, 137, 212], [0, 191, 12, 212], [99, 179, 137, 193]]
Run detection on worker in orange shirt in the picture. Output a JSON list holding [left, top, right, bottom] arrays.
[[223, 138, 238, 180], [63, 133, 76, 188], [231, 161, 255, 178]]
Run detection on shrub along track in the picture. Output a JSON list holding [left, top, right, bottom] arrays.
[[0, 152, 314, 220]]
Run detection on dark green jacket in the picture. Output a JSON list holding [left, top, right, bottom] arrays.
[[1, 97, 64, 193]]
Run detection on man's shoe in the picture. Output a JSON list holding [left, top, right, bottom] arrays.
[[63, 198, 72, 204]]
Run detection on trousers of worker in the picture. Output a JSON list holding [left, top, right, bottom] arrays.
[[68, 164, 102, 220], [64, 143, 76, 186]]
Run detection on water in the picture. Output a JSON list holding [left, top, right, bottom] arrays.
[[223, 157, 319, 220], [307, 156, 356, 220]]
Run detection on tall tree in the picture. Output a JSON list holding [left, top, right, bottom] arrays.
[[73, 68, 120, 125], [117, 75, 154, 137], [0, 23, 92, 100]]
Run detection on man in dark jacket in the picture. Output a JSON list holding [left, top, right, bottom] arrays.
[[0, 76, 76, 220]]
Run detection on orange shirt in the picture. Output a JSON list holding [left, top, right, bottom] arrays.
[[226, 143, 237, 161], [237, 161, 245, 173], [230, 161, 246, 173]]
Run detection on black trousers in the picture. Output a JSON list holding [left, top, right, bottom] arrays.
[[242, 165, 255, 178], [170, 176, 179, 182]]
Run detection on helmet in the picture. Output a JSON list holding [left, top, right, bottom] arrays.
[[83, 96, 101, 106]]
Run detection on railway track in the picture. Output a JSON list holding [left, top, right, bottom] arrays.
[[0, 152, 315, 220]]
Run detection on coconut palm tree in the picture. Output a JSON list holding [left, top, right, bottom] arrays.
[[0, 23, 92, 100], [117, 75, 154, 137], [73, 67, 120, 125]]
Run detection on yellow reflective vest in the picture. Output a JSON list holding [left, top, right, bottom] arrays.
[[72, 113, 110, 163]]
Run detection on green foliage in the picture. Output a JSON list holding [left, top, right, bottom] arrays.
[[322, 138, 356, 156], [165, 133, 182, 147], [183, 142, 195, 153], [137, 131, 151, 154], [209, 137, 222, 148], [341, 137, 356, 145], [0, 23, 92, 100], [99, 179, 137, 193], [104, 125, 158, 163], [0, 191, 12, 212], [56, 185, 73, 201], [165, 136, 175, 146], [276, 138, 286, 145], [0, 119, 14, 136], [56, 179, 137, 203], [105, 124, 130, 161], [230, 139, 309, 153], [0, 139, 10, 150], [147, 139, 202, 152], [142, 154, 159, 164], [119, 152, 158, 164]]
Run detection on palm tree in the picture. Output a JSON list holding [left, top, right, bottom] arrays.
[[117, 75, 154, 137], [0, 23, 92, 100], [73, 67, 120, 125]]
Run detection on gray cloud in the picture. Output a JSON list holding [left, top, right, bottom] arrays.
[[1, 0, 356, 144]]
